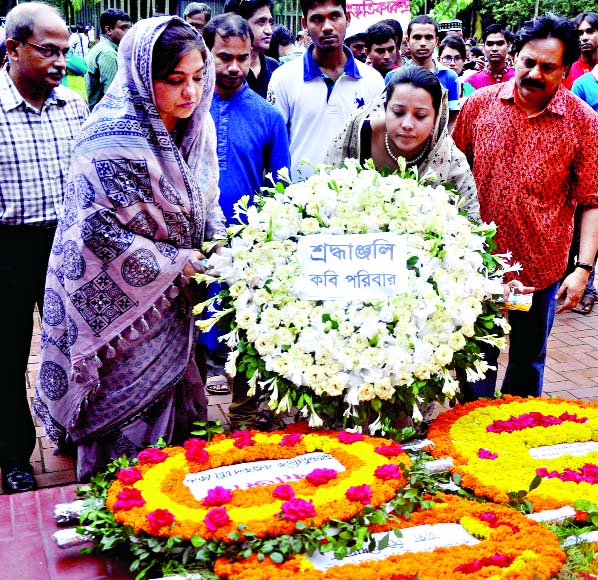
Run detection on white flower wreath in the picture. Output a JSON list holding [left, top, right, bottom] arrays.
[[195, 160, 515, 434]]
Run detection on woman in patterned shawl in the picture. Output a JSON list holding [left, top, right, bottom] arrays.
[[34, 16, 226, 481], [325, 65, 480, 221]]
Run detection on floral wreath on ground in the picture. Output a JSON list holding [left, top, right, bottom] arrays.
[[105, 428, 412, 542], [214, 494, 565, 579], [427, 395, 598, 511], [195, 159, 517, 434]]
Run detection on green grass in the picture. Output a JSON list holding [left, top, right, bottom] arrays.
[[65, 73, 87, 102]]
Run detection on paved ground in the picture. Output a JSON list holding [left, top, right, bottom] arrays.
[[2, 306, 598, 578]]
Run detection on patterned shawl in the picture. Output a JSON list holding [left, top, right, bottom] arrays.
[[38, 16, 225, 435]]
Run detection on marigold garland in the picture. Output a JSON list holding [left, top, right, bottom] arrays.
[[427, 396, 598, 510], [106, 429, 410, 541], [214, 496, 565, 579]]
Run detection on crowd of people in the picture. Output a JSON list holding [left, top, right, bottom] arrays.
[[1, 0, 598, 493]]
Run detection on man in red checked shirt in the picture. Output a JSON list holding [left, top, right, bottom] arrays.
[[452, 13, 598, 401]]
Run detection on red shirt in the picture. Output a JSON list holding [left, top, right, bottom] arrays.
[[563, 60, 593, 90], [453, 79, 598, 289], [465, 67, 515, 90]]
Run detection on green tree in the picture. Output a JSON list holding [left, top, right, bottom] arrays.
[[479, 0, 598, 30], [409, 0, 475, 20]]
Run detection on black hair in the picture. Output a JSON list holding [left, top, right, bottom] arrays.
[[407, 15, 437, 37], [100, 9, 131, 32], [266, 24, 295, 59], [385, 65, 442, 117], [574, 12, 598, 30], [152, 20, 208, 80], [224, 0, 274, 21], [299, 0, 346, 19], [438, 34, 466, 60], [465, 37, 477, 47], [378, 18, 403, 48], [365, 22, 396, 50], [482, 23, 513, 44], [346, 32, 366, 45], [183, 2, 212, 22], [469, 45, 483, 57], [203, 13, 253, 50], [512, 13, 580, 67]]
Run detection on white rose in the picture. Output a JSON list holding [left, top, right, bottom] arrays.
[[300, 218, 320, 234], [357, 383, 376, 401], [374, 379, 395, 400], [433, 344, 454, 367], [255, 334, 275, 355]]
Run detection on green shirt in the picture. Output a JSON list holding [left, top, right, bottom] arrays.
[[85, 36, 118, 110]]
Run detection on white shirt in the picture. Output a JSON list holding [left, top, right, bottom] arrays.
[[267, 46, 384, 180]]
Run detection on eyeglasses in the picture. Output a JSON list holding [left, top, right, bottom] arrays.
[[440, 55, 463, 63], [22, 41, 69, 59]]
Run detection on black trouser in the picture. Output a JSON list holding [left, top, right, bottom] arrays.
[[0, 225, 55, 467]]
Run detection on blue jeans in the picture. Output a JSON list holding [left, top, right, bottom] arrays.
[[461, 281, 559, 401], [566, 205, 597, 299]]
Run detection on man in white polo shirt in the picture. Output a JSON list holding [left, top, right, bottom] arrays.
[[267, 0, 383, 181]]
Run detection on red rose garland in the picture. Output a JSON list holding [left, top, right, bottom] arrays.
[[105, 429, 410, 541]]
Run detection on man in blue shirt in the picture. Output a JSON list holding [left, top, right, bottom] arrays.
[[204, 13, 290, 225], [202, 14, 290, 425], [388, 15, 460, 131]]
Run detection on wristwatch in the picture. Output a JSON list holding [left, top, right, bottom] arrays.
[[575, 261, 594, 273]]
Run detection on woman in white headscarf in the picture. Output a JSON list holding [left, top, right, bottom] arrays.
[[326, 65, 479, 221]]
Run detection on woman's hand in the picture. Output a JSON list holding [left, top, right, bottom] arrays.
[[182, 249, 209, 278]]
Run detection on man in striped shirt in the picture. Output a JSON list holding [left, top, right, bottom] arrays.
[[0, 2, 88, 493], [85, 9, 131, 110]]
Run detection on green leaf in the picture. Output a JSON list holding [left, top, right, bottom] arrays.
[[270, 552, 284, 563], [528, 474, 543, 492], [574, 499, 597, 514], [377, 533, 390, 550]]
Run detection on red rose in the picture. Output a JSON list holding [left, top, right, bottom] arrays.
[[202, 486, 232, 507], [117, 467, 143, 485], [477, 448, 498, 460], [204, 507, 231, 531], [337, 430, 364, 444], [345, 484, 372, 504], [374, 464, 402, 480], [305, 468, 338, 485], [184, 438, 207, 450], [272, 484, 295, 500], [280, 498, 316, 521], [231, 429, 251, 438], [375, 442, 404, 458], [185, 446, 209, 463], [146, 508, 175, 532], [233, 433, 256, 449], [280, 433, 302, 446], [137, 448, 168, 464], [113, 487, 145, 511]]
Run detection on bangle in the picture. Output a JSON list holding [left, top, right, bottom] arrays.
[[575, 261, 594, 273]]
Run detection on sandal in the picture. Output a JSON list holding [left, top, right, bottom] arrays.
[[572, 294, 596, 315], [206, 374, 232, 395]]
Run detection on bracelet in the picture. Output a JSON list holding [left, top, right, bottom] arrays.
[[575, 261, 594, 273]]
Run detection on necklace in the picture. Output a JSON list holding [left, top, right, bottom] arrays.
[[385, 131, 431, 168]]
